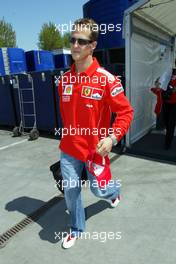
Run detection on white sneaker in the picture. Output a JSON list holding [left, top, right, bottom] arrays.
[[62, 234, 78, 249], [110, 195, 121, 208]]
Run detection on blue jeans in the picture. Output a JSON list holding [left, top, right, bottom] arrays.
[[60, 151, 120, 237]]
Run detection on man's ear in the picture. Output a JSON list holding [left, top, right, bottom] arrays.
[[92, 41, 97, 50]]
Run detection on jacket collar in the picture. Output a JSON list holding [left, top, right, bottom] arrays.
[[71, 57, 99, 76]]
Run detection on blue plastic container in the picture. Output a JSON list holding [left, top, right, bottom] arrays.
[[104, 63, 125, 89], [31, 70, 66, 134], [25, 50, 55, 72], [0, 76, 17, 127], [7, 48, 27, 74], [30, 71, 56, 132], [7, 70, 65, 135], [83, 0, 138, 49], [53, 49, 72, 69], [93, 49, 107, 65], [0, 49, 5, 76], [33, 69, 69, 135], [54, 54, 72, 68], [0, 48, 26, 75], [10, 74, 35, 129]]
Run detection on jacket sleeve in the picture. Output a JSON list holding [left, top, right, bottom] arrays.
[[105, 76, 134, 142]]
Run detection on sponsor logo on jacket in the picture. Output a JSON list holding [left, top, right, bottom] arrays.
[[81, 86, 104, 100], [111, 85, 124, 97], [63, 85, 73, 95]]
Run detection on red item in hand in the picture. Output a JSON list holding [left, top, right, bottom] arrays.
[[86, 151, 111, 188]]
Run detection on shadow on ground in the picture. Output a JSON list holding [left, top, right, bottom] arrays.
[[5, 195, 111, 243]]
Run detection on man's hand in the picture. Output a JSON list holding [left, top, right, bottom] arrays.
[[96, 137, 113, 157]]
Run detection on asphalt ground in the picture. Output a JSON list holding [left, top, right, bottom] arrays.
[[0, 130, 176, 264]]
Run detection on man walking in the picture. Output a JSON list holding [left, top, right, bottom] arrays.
[[58, 18, 134, 248]]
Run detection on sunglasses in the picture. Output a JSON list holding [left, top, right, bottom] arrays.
[[70, 37, 93, 46]]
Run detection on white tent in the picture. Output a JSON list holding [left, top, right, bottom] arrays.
[[123, 0, 176, 147]]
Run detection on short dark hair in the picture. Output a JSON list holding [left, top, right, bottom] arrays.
[[72, 18, 99, 41]]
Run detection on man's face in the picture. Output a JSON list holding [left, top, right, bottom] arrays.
[[70, 26, 97, 62]]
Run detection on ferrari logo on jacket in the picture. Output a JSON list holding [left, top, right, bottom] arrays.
[[82, 87, 92, 97]]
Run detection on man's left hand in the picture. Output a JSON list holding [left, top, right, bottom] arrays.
[[96, 137, 113, 157]]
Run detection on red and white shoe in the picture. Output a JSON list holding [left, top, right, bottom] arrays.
[[62, 234, 78, 249], [110, 195, 121, 208]]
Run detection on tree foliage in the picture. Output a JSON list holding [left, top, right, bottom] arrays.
[[0, 18, 16, 47], [62, 32, 71, 48], [38, 22, 70, 50], [38, 22, 63, 50]]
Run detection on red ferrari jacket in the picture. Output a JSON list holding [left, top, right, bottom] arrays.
[[58, 58, 134, 162]]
